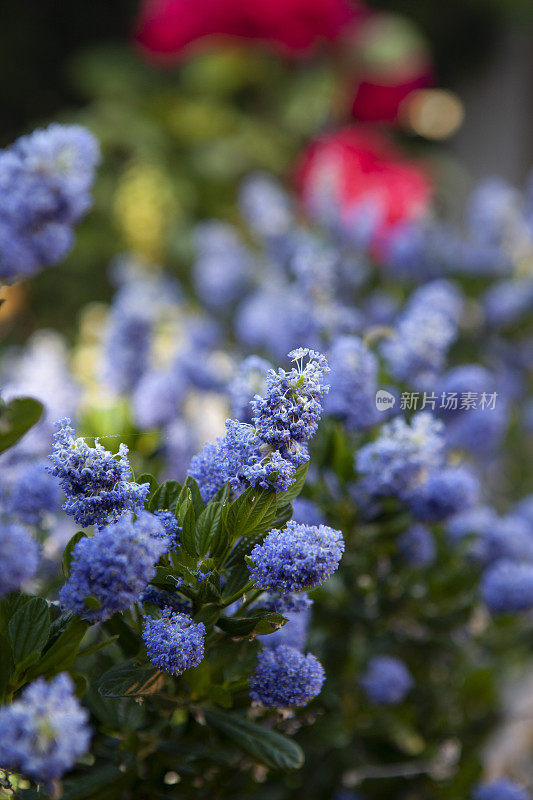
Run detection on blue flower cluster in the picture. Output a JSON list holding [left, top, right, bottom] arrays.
[[0, 124, 99, 282], [142, 608, 205, 675], [4, 460, 61, 526], [59, 512, 169, 622], [249, 645, 325, 708], [190, 350, 330, 500], [139, 585, 190, 614], [381, 280, 463, 386], [0, 673, 91, 784], [192, 221, 250, 309], [248, 520, 344, 592], [359, 656, 413, 705], [406, 465, 480, 522], [473, 779, 531, 800], [0, 522, 40, 596], [356, 412, 445, 501], [48, 418, 149, 528], [480, 561, 533, 614], [325, 335, 379, 430]]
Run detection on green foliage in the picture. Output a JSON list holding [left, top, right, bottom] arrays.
[[0, 397, 43, 454]]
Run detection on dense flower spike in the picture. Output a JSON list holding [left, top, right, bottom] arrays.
[[190, 350, 330, 499], [0, 674, 91, 784], [0, 124, 99, 281], [359, 656, 413, 705], [59, 512, 170, 622], [356, 412, 445, 500], [249, 645, 325, 708], [142, 609, 206, 675], [481, 560, 533, 614], [48, 418, 149, 528], [0, 522, 39, 596], [473, 780, 532, 800], [249, 520, 344, 592], [251, 349, 330, 456]]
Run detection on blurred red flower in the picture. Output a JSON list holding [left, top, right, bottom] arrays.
[[135, 0, 362, 59], [351, 70, 433, 123], [296, 126, 432, 248]]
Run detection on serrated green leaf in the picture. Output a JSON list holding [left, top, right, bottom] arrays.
[[8, 597, 50, 672], [224, 486, 277, 540], [62, 531, 87, 577], [0, 397, 43, 454], [204, 709, 304, 771], [98, 660, 161, 697]]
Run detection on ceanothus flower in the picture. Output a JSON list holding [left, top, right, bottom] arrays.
[[359, 656, 413, 705], [248, 520, 344, 592], [406, 465, 480, 522], [381, 280, 463, 385], [142, 608, 205, 675], [398, 524, 436, 567], [325, 335, 379, 430], [356, 412, 445, 500], [48, 418, 149, 529], [473, 779, 531, 800], [0, 124, 99, 282], [59, 512, 170, 622], [249, 645, 325, 708], [5, 460, 61, 526], [0, 522, 40, 596], [0, 673, 91, 784], [481, 560, 533, 614], [250, 348, 329, 463]]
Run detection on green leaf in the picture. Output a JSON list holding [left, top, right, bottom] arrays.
[[0, 592, 32, 635], [98, 659, 161, 697], [217, 611, 287, 637], [271, 502, 294, 530], [176, 476, 205, 516], [84, 596, 102, 611], [61, 763, 132, 800], [224, 486, 277, 540], [26, 615, 89, 680], [276, 462, 309, 505], [193, 603, 221, 628], [196, 501, 223, 558], [8, 597, 50, 671], [137, 472, 158, 498], [62, 531, 87, 577], [177, 496, 199, 557], [0, 397, 43, 454], [85, 684, 146, 730], [0, 633, 13, 699], [147, 480, 182, 512], [204, 709, 304, 771]]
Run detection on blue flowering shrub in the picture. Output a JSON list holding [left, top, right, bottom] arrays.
[[0, 123, 532, 800]]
